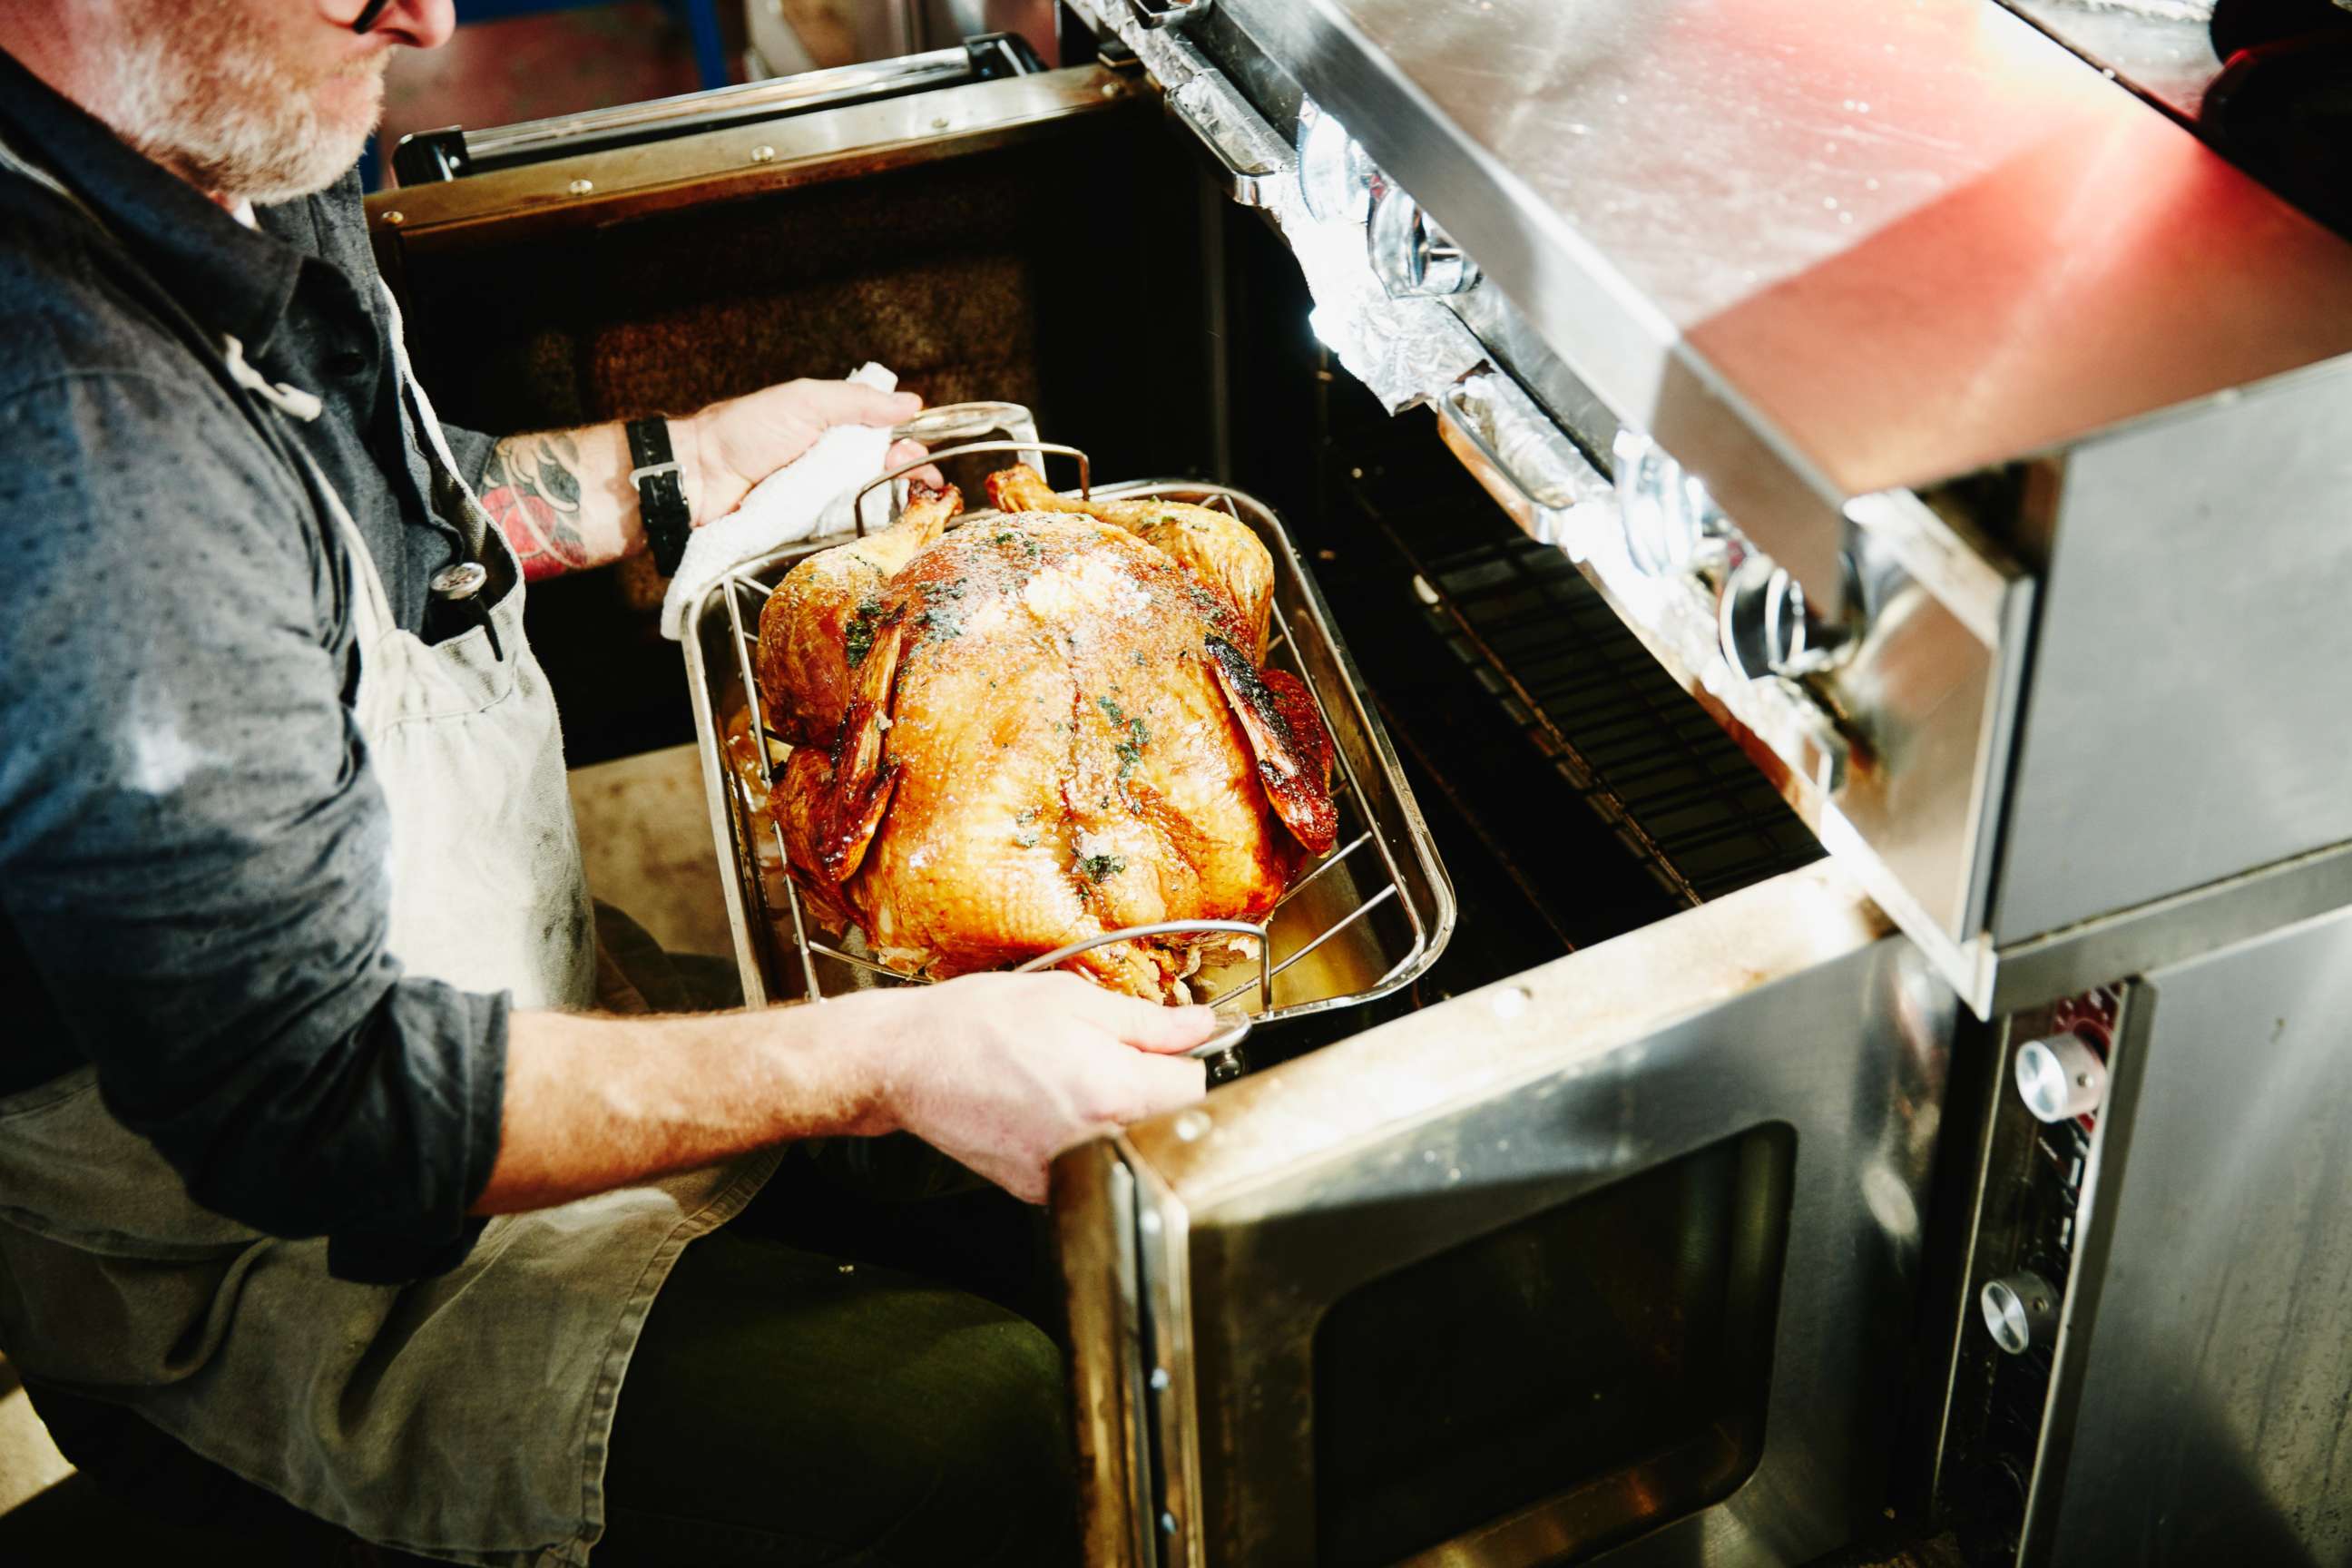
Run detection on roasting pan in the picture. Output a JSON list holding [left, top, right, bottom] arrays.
[[681, 409, 1455, 1036]]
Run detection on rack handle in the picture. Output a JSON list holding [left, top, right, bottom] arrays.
[[892, 399, 1041, 452], [1014, 917, 1274, 1028], [849, 439, 1093, 535]]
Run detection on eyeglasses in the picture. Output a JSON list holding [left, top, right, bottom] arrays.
[[350, 0, 392, 32]]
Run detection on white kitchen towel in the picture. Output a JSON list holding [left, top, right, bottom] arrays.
[[659, 361, 901, 640]]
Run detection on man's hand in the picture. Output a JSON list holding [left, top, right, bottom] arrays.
[[473, 377, 944, 582], [848, 972, 1216, 1203], [479, 971, 1216, 1215], [681, 378, 930, 524]]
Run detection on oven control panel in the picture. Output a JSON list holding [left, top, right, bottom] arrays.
[[1937, 987, 2123, 1562], [1431, 364, 2032, 1018]]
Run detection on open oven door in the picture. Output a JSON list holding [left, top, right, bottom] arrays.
[[1054, 862, 1955, 1568]]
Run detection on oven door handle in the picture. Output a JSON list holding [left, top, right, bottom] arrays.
[[1127, 0, 1211, 26], [1165, 57, 1296, 210], [1434, 369, 1613, 545]]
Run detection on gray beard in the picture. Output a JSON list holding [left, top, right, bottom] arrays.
[[99, 4, 377, 205]]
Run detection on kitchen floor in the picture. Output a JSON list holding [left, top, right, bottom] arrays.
[[0, 1367, 71, 1525]]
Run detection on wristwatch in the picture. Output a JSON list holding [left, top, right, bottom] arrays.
[[625, 417, 693, 577]]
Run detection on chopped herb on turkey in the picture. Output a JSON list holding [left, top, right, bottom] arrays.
[[843, 599, 885, 667], [1114, 717, 1150, 779]]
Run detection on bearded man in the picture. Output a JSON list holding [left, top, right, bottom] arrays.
[[0, 3, 1212, 1563]]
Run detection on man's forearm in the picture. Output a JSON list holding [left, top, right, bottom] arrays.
[[476, 421, 652, 583], [472, 1002, 885, 1214], [467, 380, 926, 583]]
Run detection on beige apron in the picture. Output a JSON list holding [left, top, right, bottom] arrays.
[[0, 139, 773, 1565], [357, 279, 599, 1011]]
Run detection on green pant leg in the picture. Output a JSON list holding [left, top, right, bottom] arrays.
[[596, 1226, 1080, 1568]]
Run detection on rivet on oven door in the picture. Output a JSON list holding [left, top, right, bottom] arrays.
[[749, 144, 776, 163], [1148, 1367, 1171, 1391], [381, 210, 405, 226], [1101, 81, 1123, 98], [566, 178, 594, 196], [1160, 1512, 1179, 1536], [1490, 984, 1533, 1020], [1173, 1111, 1210, 1142], [931, 116, 951, 131], [1138, 1208, 1162, 1235]]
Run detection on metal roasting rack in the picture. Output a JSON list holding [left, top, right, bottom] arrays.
[[683, 406, 1455, 1053], [1405, 531, 1822, 908]]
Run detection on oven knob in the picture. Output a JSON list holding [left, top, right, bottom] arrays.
[[1297, 101, 1375, 225], [1611, 429, 1720, 577], [1980, 1270, 2060, 1356], [1368, 185, 1479, 298], [1717, 554, 1818, 681], [2015, 1034, 2107, 1123]]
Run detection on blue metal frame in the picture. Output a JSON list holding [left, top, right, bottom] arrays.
[[452, 0, 730, 90], [367, 0, 732, 186]]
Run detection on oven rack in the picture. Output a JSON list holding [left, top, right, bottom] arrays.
[[683, 446, 1454, 1030], [1408, 530, 1821, 908]]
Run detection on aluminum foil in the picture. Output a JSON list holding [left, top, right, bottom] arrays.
[[1069, 0, 1486, 414]]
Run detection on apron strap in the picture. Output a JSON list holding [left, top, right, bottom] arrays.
[[291, 435, 402, 643], [0, 125, 495, 567], [0, 125, 512, 662], [0, 132, 95, 218], [377, 280, 492, 563]]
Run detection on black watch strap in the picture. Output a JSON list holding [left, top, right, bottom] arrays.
[[625, 417, 692, 576]]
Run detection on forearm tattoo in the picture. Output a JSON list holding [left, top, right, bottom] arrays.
[[481, 434, 592, 582]]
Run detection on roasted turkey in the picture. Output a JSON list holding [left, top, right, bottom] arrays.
[[753, 472, 1337, 1000]]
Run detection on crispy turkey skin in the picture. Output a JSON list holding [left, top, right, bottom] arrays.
[[985, 465, 1276, 660], [755, 477, 1337, 1000]]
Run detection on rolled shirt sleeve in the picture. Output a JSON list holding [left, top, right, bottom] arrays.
[[0, 369, 509, 1276]]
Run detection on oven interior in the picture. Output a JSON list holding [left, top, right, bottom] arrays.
[[393, 98, 1823, 1062]]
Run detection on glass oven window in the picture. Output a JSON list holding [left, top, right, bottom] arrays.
[[1312, 1122, 1796, 1566]]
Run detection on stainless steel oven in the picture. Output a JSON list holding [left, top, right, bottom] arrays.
[[1057, 863, 1952, 1568], [369, 3, 2352, 1563]]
